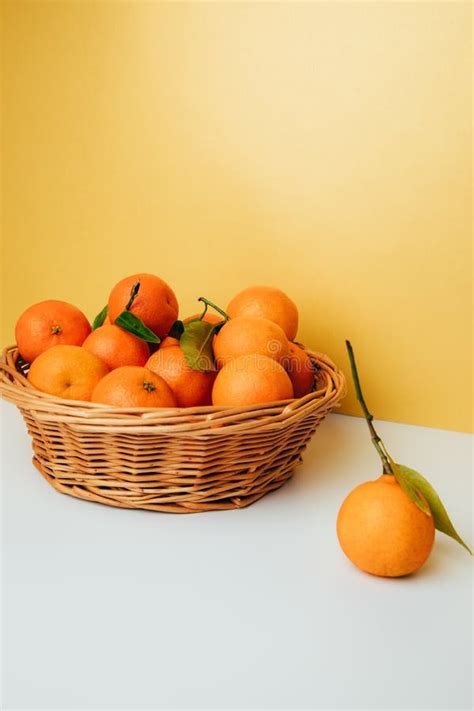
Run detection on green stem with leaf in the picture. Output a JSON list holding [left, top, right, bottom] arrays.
[[345, 339, 472, 553]]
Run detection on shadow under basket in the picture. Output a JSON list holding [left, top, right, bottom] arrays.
[[0, 345, 346, 513]]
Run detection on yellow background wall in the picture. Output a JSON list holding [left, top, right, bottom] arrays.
[[1, 1, 472, 432]]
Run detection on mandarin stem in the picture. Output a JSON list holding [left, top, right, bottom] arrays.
[[199, 302, 209, 321], [198, 297, 229, 321], [125, 282, 140, 311], [345, 340, 393, 475]]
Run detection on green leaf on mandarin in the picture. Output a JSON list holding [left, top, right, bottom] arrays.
[[180, 320, 217, 372], [115, 311, 161, 344], [392, 462, 472, 554]]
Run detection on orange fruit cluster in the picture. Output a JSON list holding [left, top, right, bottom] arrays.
[[14, 274, 316, 408]]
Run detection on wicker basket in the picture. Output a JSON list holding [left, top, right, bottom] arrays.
[[0, 345, 346, 513]]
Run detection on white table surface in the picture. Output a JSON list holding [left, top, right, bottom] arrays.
[[1, 402, 472, 711]]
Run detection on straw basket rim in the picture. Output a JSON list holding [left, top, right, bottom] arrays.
[[0, 344, 346, 435]]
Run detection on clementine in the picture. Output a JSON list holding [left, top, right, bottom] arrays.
[[337, 475, 435, 577], [82, 324, 149, 370], [283, 342, 315, 398], [108, 273, 178, 339], [27, 345, 108, 400], [183, 312, 222, 325], [91, 366, 177, 408], [15, 300, 91, 363], [160, 336, 180, 348], [212, 353, 294, 407], [227, 286, 298, 340], [213, 316, 289, 367], [146, 346, 215, 407]]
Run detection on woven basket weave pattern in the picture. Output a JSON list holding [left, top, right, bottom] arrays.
[[0, 345, 346, 513]]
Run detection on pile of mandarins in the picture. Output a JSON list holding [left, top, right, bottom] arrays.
[[14, 273, 316, 408]]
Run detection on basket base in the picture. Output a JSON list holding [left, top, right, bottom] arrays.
[[33, 456, 300, 514]]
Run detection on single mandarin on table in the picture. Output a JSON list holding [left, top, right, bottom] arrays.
[[337, 475, 435, 577]]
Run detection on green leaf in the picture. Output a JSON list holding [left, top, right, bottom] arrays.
[[168, 320, 184, 340], [180, 320, 216, 372], [115, 311, 161, 344], [391, 465, 431, 515], [92, 305, 109, 330], [392, 463, 472, 554]]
